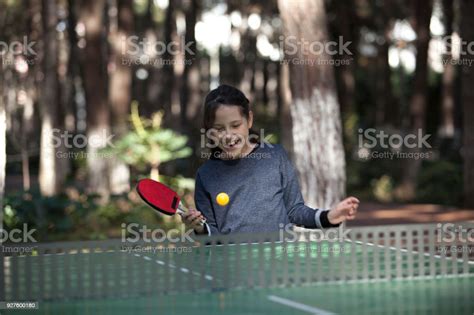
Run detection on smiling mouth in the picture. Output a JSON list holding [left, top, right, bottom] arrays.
[[223, 138, 242, 151]]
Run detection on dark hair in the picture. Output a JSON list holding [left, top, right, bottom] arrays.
[[202, 85, 259, 157], [203, 84, 251, 130]]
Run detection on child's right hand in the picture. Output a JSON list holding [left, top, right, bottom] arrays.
[[181, 209, 206, 234]]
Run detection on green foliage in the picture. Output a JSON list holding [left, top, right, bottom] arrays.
[[416, 161, 463, 206], [2, 189, 165, 242], [371, 175, 394, 203], [103, 102, 192, 172]]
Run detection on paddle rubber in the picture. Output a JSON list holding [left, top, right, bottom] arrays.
[[136, 179, 181, 215]]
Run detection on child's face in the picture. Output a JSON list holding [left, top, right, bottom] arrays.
[[211, 105, 253, 159]]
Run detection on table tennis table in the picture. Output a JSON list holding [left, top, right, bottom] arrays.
[[1, 223, 473, 314]]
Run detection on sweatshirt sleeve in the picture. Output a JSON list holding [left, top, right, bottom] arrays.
[[194, 171, 220, 235], [279, 146, 340, 229]]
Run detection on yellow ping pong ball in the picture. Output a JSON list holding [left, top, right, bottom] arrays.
[[216, 192, 229, 206]]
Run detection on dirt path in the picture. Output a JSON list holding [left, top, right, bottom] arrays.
[[349, 202, 474, 226]]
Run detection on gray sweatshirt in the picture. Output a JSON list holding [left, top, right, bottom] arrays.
[[194, 143, 338, 235]]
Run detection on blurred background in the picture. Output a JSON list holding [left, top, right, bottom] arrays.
[[0, 0, 473, 242]]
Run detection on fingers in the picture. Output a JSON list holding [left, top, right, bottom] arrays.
[[191, 216, 203, 226], [343, 197, 359, 207], [336, 196, 359, 220], [182, 209, 204, 225], [182, 209, 206, 229], [346, 214, 356, 220]]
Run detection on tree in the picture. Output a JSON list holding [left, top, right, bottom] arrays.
[[80, 0, 110, 200], [180, 0, 201, 130], [460, 0, 474, 207], [108, 0, 134, 194], [278, 0, 346, 209], [39, 0, 68, 196], [0, 88, 4, 314], [439, 0, 455, 140], [0, 58, 5, 232], [396, 0, 433, 200]]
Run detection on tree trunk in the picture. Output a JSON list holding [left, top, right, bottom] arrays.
[[108, 0, 133, 194], [278, 62, 294, 159], [375, 21, 396, 127], [39, 0, 68, 196], [278, 0, 346, 209], [160, 0, 177, 126], [460, 0, 474, 207], [396, 0, 433, 200], [80, 0, 111, 200], [331, 0, 357, 119], [0, 61, 5, 230], [0, 62, 4, 303], [180, 0, 201, 129], [439, 0, 455, 139]]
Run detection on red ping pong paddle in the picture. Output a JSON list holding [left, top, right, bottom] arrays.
[[136, 178, 206, 226]]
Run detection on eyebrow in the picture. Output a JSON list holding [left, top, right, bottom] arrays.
[[213, 120, 242, 127]]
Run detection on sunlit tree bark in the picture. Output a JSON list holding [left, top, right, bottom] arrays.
[[80, 0, 110, 200], [278, 0, 346, 209], [108, 0, 133, 194], [439, 0, 455, 139], [39, 0, 68, 196]]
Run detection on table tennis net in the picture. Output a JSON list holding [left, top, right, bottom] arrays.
[[1, 223, 473, 301]]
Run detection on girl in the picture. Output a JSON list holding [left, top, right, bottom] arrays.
[[183, 85, 359, 235]]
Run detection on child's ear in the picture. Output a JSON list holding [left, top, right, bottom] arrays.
[[248, 111, 254, 129]]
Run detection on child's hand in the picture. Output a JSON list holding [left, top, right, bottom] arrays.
[[181, 209, 206, 234], [327, 197, 359, 225]]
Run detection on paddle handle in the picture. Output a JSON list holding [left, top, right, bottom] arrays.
[[177, 203, 206, 226]]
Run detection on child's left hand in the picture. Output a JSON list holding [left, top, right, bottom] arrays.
[[327, 197, 360, 225]]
